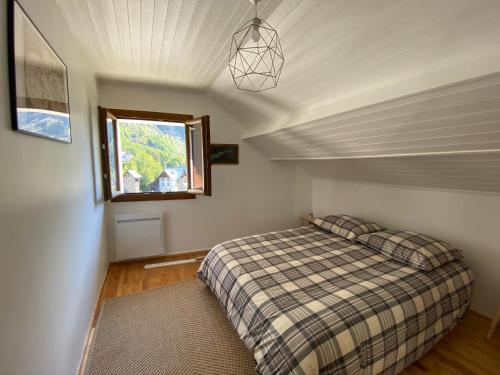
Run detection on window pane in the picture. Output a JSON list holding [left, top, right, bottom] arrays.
[[189, 125, 204, 191], [107, 117, 118, 192], [118, 119, 187, 193], [185, 115, 210, 196]]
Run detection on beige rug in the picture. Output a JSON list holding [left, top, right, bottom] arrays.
[[85, 280, 257, 375]]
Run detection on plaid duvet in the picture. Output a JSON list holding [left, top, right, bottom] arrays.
[[198, 226, 473, 375]]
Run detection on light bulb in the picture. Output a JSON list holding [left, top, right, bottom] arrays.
[[251, 18, 262, 43], [251, 26, 260, 42]]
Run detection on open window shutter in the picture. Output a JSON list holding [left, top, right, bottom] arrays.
[[98, 106, 121, 200], [185, 115, 211, 196]]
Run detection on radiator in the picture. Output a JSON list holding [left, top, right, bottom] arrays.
[[114, 212, 165, 260]]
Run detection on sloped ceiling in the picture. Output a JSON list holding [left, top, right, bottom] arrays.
[[56, 0, 500, 193], [245, 72, 500, 193], [296, 152, 500, 193], [57, 0, 500, 116], [245, 74, 500, 159], [55, 0, 283, 87], [211, 0, 500, 135]]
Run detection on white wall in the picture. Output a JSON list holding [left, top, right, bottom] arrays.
[[98, 80, 311, 259], [312, 178, 500, 318], [0, 1, 109, 374]]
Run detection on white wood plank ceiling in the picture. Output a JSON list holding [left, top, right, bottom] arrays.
[[56, 0, 500, 101], [215, 0, 500, 136], [245, 74, 500, 159], [246, 73, 500, 193], [56, 0, 283, 87], [55, 0, 500, 192], [296, 152, 500, 193]]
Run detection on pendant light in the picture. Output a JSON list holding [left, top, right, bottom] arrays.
[[228, 0, 284, 92]]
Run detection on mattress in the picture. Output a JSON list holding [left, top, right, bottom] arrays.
[[198, 226, 473, 375]]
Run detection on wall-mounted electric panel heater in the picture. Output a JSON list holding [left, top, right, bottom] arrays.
[[114, 212, 165, 260]]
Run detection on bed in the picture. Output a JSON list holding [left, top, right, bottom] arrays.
[[198, 225, 473, 375]]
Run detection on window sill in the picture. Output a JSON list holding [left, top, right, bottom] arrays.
[[111, 192, 196, 202]]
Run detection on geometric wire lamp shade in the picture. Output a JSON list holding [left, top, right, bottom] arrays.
[[229, 13, 284, 92]]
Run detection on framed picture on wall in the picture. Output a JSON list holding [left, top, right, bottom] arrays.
[[7, 0, 72, 143], [210, 144, 239, 165]]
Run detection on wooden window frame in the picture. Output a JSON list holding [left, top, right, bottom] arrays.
[[98, 107, 211, 202], [185, 116, 211, 196], [98, 107, 121, 199]]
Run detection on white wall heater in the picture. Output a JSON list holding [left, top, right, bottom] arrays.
[[114, 212, 165, 260]]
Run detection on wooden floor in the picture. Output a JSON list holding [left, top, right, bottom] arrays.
[[95, 252, 500, 374], [92, 250, 209, 327]]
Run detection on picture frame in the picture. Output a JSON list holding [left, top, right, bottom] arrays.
[[210, 144, 239, 165], [7, 0, 72, 143]]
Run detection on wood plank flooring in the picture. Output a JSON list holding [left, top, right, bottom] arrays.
[[92, 250, 209, 327], [94, 252, 500, 374]]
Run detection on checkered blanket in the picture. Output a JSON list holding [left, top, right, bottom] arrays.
[[198, 226, 473, 375]]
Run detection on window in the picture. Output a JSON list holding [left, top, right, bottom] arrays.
[[98, 107, 211, 202]]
